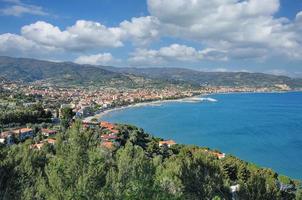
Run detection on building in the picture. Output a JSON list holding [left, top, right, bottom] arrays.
[[0, 128, 33, 145], [76, 106, 93, 118], [100, 121, 119, 134], [159, 140, 177, 147], [82, 121, 100, 129], [212, 152, 226, 159], [31, 138, 56, 150], [13, 128, 33, 141], [101, 134, 119, 141], [0, 131, 14, 145], [41, 129, 57, 137]]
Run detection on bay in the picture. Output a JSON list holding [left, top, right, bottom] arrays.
[[102, 92, 302, 180]]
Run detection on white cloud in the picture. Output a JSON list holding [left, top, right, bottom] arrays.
[[129, 44, 227, 65], [147, 0, 302, 60], [266, 69, 289, 76], [74, 53, 114, 65], [212, 68, 228, 72], [0, 33, 57, 57], [21, 20, 124, 51], [67, 20, 124, 49], [0, 0, 48, 17], [1, 0, 302, 65], [120, 16, 160, 46], [19, 18, 161, 52], [0, 16, 163, 58]]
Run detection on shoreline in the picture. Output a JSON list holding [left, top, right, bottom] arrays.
[[83, 95, 202, 122], [83, 90, 302, 122]]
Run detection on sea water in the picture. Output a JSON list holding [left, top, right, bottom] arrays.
[[102, 92, 302, 180]]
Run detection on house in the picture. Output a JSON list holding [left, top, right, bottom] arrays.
[[212, 152, 226, 159], [100, 121, 119, 133], [13, 128, 33, 141], [46, 138, 56, 145], [204, 150, 226, 159], [31, 138, 56, 150], [82, 121, 100, 129], [100, 121, 115, 129], [41, 129, 57, 137], [159, 140, 176, 147], [0, 131, 15, 145], [101, 134, 119, 141], [31, 143, 44, 150]]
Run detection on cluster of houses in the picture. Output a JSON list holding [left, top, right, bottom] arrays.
[[0, 121, 225, 159], [0, 128, 57, 147], [0, 128, 34, 145], [83, 121, 121, 149]]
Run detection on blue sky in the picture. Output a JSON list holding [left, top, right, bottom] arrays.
[[0, 0, 302, 77]]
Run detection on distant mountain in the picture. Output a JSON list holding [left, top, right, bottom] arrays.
[[104, 66, 302, 89], [1, 56, 302, 89], [0, 56, 168, 88]]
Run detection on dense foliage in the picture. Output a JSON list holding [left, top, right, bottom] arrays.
[[0, 103, 52, 128], [0, 122, 301, 200]]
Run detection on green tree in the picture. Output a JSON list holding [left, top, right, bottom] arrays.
[[103, 142, 159, 200], [156, 147, 227, 199]]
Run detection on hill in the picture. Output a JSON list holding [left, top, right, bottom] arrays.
[[0, 122, 301, 199], [105, 66, 302, 89], [0, 56, 170, 88], [1, 56, 302, 89]]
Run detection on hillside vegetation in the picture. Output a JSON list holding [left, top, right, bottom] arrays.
[[0, 56, 173, 88], [107, 67, 302, 88], [1, 56, 302, 89], [0, 122, 301, 200]]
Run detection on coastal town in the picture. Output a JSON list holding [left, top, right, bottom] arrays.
[[0, 80, 292, 154], [1, 80, 292, 119]]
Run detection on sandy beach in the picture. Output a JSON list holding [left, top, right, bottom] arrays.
[[83, 96, 206, 122]]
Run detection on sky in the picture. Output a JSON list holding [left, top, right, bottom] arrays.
[[0, 0, 302, 77]]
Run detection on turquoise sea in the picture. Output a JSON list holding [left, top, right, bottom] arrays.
[[102, 92, 302, 180]]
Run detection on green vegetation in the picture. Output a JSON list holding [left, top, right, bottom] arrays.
[[0, 56, 183, 88], [109, 67, 302, 89], [0, 103, 52, 129], [1, 56, 302, 89], [0, 122, 301, 200]]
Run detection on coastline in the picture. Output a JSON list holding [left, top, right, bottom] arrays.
[[84, 90, 302, 123], [83, 95, 203, 122]]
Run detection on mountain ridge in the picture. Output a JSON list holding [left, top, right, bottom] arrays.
[[1, 56, 302, 89]]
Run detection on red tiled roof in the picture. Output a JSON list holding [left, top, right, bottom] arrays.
[[212, 152, 226, 159], [46, 138, 56, 145], [31, 143, 44, 150], [41, 129, 57, 135], [100, 121, 115, 129], [159, 140, 176, 146], [13, 128, 33, 134], [101, 134, 118, 140], [100, 121, 119, 134], [0, 131, 14, 138], [31, 138, 56, 150]]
